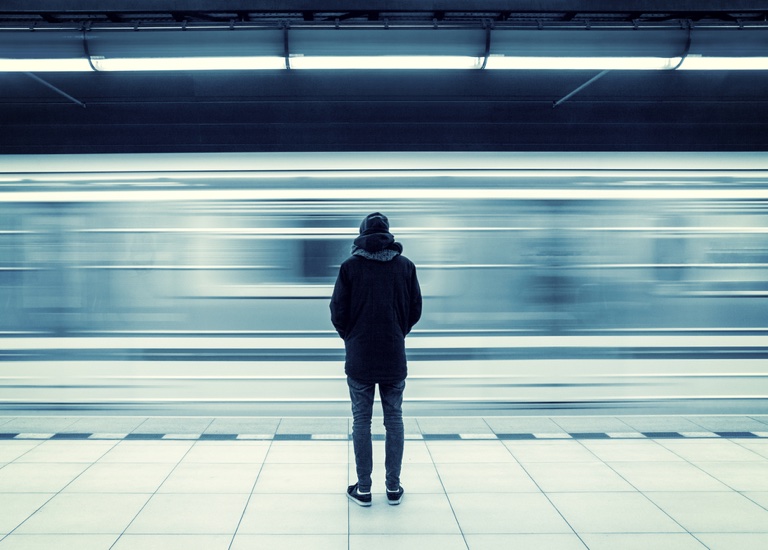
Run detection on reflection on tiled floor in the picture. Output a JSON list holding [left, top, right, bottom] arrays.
[[0, 415, 767, 549]]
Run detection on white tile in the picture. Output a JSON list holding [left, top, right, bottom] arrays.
[[435, 462, 540, 493], [88, 434, 129, 440], [606, 432, 646, 439], [111, 534, 232, 550], [503, 441, 599, 463], [696, 533, 768, 550], [158, 462, 261, 493], [0, 493, 55, 534], [680, 432, 719, 438], [126, 493, 248, 534], [99, 442, 194, 464], [523, 462, 635, 492], [266, 442, 348, 464], [0, 442, 40, 463], [744, 492, 768, 509], [694, 462, 768, 491], [351, 463, 445, 494], [232, 534, 347, 550], [350, 493, 461, 535], [0, 534, 119, 550], [181, 443, 269, 464], [0, 463, 89, 492], [238, 494, 347, 534], [609, 462, 731, 492], [15, 493, 151, 534], [15, 441, 116, 463], [426, 441, 515, 463], [548, 492, 685, 534], [533, 433, 572, 439], [647, 491, 768, 532], [350, 534, 469, 550], [464, 534, 587, 550], [580, 533, 707, 550], [253, 463, 347, 493], [658, 439, 766, 462], [449, 493, 572, 534], [14, 434, 54, 440], [64, 463, 176, 493], [580, 440, 685, 462], [732, 439, 768, 459]]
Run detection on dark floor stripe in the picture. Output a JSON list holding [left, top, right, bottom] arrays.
[[273, 433, 312, 441], [569, 432, 611, 439], [198, 433, 238, 441], [715, 431, 758, 438], [0, 433, 20, 440], [50, 433, 93, 440], [641, 432, 684, 439], [496, 433, 537, 440], [422, 434, 462, 440], [124, 433, 165, 440]]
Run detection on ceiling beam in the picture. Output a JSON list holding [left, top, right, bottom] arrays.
[[1, 1, 768, 15]]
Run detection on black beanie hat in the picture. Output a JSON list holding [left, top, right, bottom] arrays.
[[359, 212, 390, 235]]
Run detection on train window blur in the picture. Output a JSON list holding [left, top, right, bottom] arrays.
[[1, 174, 767, 336]]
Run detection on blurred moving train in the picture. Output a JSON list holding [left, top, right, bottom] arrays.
[[0, 152, 767, 414]]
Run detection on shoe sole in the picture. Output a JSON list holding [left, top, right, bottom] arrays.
[[347, 493, 372, 507], [386, 493, 403, 505]]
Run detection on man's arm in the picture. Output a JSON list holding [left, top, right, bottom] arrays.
[[330, 264, 349, 339]]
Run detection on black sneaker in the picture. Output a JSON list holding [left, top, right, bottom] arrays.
[[386, 485, 404, 505], [347, 483, 372, 507]]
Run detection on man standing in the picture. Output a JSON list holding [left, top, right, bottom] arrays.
[[330, 213, 422, 507]]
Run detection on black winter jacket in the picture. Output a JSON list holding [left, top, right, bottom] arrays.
[[330, 239, 422, 384]]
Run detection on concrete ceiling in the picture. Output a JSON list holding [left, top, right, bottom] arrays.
[[1, 1, 767, 154]]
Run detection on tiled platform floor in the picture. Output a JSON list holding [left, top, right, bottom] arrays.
[[1, 415, 767, 549]]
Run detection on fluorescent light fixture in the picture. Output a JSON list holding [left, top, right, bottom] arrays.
[[485, 55, 682, 70], [0, 58, 92, 72], [677, 55, 768, 70], [288, 55, 484, 70], [89, 56, 286, 71]]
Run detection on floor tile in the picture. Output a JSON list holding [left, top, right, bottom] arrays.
[[350, 493, 461, 534], [696, 533, 768, 550], [266, 442, 347, 464], [277, 417, 347, 435], [15, 493, 151, 534], [0, 442, 41, 463], [646, 491, 768, 532], [694, 461, 768, 491], [548, 492, 685, 534], [0, 493, 55, 534], [619, 416, 704, 433], [98, 441, 194, 464], [132, 417, 213, 434], [580, 439, 685, 462], [464, 534, 587, 550], [503, 440, 600, 463], [351, 534, 468, 550], [550, 417, 633, 434], [426, 441, 515, 463], [0, 463, 89, 492], [686, 416, 768, 433], [111, 534, 232, 550], [205, 417, 280, 435], [484, 417, 568, 435], [238, 494, 347, 534], [66, 418, 146, 434], [232, 534, 348, 550], [579, 533, 707, 550], [1, 418, 80, 434], [608, 461, 731, 492], [0, 534, 119, 550], [126, 493, 249, 534], [658, 439, 766, 462], [63, 462, 175, 493], [181, 442, 270, 464], [744, 492, 768, 509], [157, 462, 261, 493], [449, 493, 572, 534], [253, 463, 347, 493], [14, 441, 117, 463], [732, 439, 768, 459], [523, 462, 636, 492], [435, 462, 539, 493], [351, 463, 444, 493], [417, 417, 492, 435]]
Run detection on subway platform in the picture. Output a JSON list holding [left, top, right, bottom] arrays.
[[1, 415, 768, 549]]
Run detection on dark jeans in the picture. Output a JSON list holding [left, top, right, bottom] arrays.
[[347, 376, 406, 493]]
